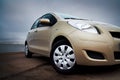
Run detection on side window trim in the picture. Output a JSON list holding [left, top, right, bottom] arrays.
[[31, 18, 40, 29]]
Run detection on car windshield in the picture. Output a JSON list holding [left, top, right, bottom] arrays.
[[56, 13, 86, 20]]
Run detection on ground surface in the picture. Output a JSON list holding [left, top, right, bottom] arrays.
[[0, 52, 120, 80]]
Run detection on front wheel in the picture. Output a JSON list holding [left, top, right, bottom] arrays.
[[50, 40, 76, 73]]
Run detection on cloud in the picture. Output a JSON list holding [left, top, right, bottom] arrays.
[[0, 0, 120, 42]]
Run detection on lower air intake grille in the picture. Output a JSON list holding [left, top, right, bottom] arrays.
[[114, 51, 120, 59], [86, 50, 105, 59], [110, 32, 120, 38]]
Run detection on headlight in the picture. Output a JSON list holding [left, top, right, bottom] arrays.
[[68, 21, 99, 34]]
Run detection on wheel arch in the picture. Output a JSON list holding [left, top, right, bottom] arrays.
[[51, 35, 71, 48]]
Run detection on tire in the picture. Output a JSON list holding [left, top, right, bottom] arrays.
[[50, 40, 76, 73], [25, 44, 32, 58]]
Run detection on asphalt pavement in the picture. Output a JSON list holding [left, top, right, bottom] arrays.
[[0, 52, 120, 80]]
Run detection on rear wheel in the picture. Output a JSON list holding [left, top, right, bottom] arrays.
[[25, 44, 32, 58], [50, 40, 76, 73]]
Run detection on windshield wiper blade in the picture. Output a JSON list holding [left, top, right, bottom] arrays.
[[64, 18, 88, 20], [64, 18, 78, 19]]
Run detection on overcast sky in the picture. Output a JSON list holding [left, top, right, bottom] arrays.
[[0, 0, 120, 42]]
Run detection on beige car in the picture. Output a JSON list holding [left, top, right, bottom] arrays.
[[25, 13, 120, 73]]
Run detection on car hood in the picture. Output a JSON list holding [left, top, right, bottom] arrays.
[[67, 20, 120, 32], [88, 21, 120, 32]]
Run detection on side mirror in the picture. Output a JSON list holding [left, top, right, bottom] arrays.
[[40, 18, 50, 25]]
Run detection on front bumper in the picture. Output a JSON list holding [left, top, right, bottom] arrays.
[[68, 30, 120, 66]]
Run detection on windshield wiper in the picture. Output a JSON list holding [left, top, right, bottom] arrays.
[[64, 18, 87, 20]]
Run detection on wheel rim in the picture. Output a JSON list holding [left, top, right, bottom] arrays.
[[53, 45, 76, 70], [25, 45, 28, 56]]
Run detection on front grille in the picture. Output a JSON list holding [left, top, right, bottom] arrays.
[[114, 51, 120, 59], [86, 50, 105, 59], [110, 32, 120, 38]]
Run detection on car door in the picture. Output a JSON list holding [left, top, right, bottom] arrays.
[[34, 24, 50, 52], [27, 18, 39, 49], [33, 14, 57, 54]]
